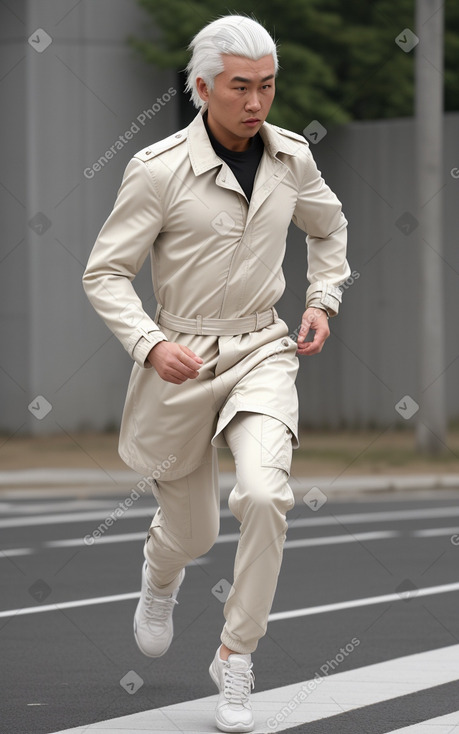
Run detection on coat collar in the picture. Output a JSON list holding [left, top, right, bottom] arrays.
[[187, 105, 299, 176]]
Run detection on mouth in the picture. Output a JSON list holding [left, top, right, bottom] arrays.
[[243, 118, 261, 127]]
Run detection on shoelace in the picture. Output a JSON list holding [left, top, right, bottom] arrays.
[[222, 662, 255, 704], [144, 588, 178, 622]]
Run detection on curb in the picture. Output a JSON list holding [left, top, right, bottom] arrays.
[[1, 469, 459, 499], [289, 473, 459, 497]]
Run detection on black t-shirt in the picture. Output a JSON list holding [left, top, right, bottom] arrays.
[[204, 112, 264, 201]]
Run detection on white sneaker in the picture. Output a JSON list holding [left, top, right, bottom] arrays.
[[209, 646, 255, 733], [133, 561, 185, 657]]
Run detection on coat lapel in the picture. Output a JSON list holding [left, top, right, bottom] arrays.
[[186, 108, 301, 227]]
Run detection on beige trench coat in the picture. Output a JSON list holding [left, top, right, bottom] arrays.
[[83, 107, 351, 480]]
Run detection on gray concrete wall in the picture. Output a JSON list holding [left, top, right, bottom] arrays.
[[1, 0, 458, 437], [1, 0, 178, 435], [276, 115, 459, 429]]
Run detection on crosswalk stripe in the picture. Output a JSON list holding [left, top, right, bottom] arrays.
[[45, 644, 459, 733]]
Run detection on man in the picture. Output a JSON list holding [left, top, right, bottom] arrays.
[[83, 14, 350, 733]]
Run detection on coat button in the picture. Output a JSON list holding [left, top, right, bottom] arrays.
[[281, 338, 289, 347], [175, 134, 182, 138]]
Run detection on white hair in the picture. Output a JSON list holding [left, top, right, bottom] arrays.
[[185, 15, 278, 109]]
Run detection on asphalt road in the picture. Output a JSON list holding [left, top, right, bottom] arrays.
[[1, 487, 459, 733]]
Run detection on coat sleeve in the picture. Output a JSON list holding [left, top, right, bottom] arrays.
[[291, 146, 351, 317], [82, 156, 167, 368]]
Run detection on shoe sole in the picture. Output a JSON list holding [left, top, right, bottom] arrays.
[[209, 660, 254, 733]]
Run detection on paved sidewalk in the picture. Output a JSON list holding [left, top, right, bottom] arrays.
[[2, 429, 459, 499], [1, 467, 459, 500]]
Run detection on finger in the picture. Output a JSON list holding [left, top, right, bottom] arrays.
[[162, 366, 193, 384], [297, 322, 311, 344], [299, 325, 326, 346], [159, 368, 185, 384], [179, 345, 203, 365], [297, 333, 327, 355], [170, 360, 200, 379], [162, 374, 185, 384], [298, 342, 322, 355]]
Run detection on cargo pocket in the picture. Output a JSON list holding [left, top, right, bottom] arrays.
[[260, 414, 293, 475], [149, 477, 192, 539]]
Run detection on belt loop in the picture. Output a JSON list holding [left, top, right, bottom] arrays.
[[155, 303, 163, 323], [196, 314, 203, 335], [270, 306, 276, 324]]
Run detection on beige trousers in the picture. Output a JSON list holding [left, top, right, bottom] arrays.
[[144, 411, 295, 654]]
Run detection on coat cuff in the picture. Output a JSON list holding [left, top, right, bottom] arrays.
[[130, 330, 168, 368], [306, 281, 343, 317]]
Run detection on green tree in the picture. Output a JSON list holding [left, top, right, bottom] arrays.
[[130, 0, 459, 132]]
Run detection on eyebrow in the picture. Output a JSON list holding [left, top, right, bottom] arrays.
[[230, 74, 275, 83]]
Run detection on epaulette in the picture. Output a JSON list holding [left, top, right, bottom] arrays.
[[274, 126, 309, 145], [134, 127, 188, 162]]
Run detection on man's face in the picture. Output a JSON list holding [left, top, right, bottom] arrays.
[[196, 54, 276, 151]]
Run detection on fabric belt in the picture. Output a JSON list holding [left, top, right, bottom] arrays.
[[155, 305, 277, 336]]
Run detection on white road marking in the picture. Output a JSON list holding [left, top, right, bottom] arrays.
[[215, 529, 401, 547], [287, 505, 459, 528], [0, 592, 141, 618], [2, 513, 456, 560], [413, 526, 459, 538], [0, 532, 150, 557], [1, 578, 459, 621], [0, 548, 34, 557], [26, 702, 48, 706], [2, 502, 459, 529], [0, 499, 119, 515], [0, 506, 156, 528], [283, 530, 399, 548], [268, 580, 459, 621], [0, 505, 233, 529], [0, 529, 400, 559], [45, 644, 459, 733]]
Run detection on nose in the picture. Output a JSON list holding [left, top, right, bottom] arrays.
[[245, 92, 261, 112]]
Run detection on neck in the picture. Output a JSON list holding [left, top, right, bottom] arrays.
[[204, 110, 252, 152]]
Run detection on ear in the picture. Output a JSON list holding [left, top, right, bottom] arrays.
[[196, 77, 209, 102]]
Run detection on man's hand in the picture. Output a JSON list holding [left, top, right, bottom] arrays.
[[296, 307, 330, 356], [147, 341, 203, 384]]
